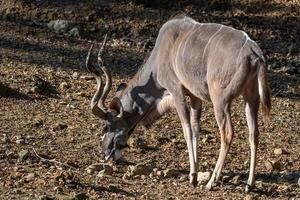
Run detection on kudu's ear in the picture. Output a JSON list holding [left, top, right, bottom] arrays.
[[109, 97, 124, 118], [116, 83, 127, 96]]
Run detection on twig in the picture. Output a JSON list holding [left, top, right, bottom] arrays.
[[32, 147, 78, 170]]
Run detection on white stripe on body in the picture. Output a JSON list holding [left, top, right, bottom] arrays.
[[235, 35, 249, 66], [201, 25, 224, 65]]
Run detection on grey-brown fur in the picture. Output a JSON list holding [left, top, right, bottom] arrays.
[[86, 16, 271, 191]]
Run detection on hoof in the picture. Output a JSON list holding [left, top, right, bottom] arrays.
[[190, 173, 198, 187], [245, 184, 253, 193], [206, 181, 217, 191]]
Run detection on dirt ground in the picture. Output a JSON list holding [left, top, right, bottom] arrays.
[[0, 0, 299, 199]]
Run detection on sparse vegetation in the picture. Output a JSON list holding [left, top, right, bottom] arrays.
[[0, 0, 299, 199]]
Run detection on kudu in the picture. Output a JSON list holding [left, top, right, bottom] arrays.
[[85, 16, 271, 191]]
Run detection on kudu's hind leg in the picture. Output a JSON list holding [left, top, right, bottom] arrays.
[[206, 101, 234, 190], [244, 87, 259, 192], [169, 91, 198, 187], [190, 98, 202, 173]]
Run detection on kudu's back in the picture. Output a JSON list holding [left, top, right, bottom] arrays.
[[154, 17, 270, 118]]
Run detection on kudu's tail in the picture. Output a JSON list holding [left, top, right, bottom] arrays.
[[257, 60, 271, 122]]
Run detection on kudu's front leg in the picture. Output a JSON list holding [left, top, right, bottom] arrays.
[[171, 92, 198, 187]]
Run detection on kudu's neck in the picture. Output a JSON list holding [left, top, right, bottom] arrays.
[[120, 61, 165, 120]]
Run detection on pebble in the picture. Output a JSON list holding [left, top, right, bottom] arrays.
[[128, 164, 153, 176], [18, 150, 29, 161], [16, 138, 25, 144], [72, 72, 79, 79], [274, 148, 283, 155], [97, 166, 113, 177], [298, 177, 300, 187], [265, 160, 273, 171], [69, 27, 80, 37], [197, 171, 211, 185], [156, 170, 163, 177], [24, 173, 35, 181], [1, 136, 8, 143], [80, 75, 94, 80], [163, 169, 177, 178], [59, 82, 69, 90], [232, 175, 241, 184]]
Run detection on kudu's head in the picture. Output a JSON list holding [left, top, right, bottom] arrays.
[[86, 35, 131, 161]]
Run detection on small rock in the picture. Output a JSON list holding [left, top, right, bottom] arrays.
[[197, 171, 211, 185], [86, 163, 105, 174], [274, 148, 283, 155], [47, 20, 74, 34], [24, 173, 35, 181], [149, 172, 154, 178], [69, 27, 80, 37], [59, 82, 69, 90], [152, 168, 158, 174], [16, 138, 25, 144], [128, 164, 153, 176], [141, 175, 147, 180], [163, 169, 177, 178], [298, 177, 300, 187], [265, 160, 273, 171], [244, 194, 254, 200], [265, 160, 282, 171], [232, 175, 241, 184], [97, 165, 113, 177], [201, 137, 208, 143], [72, 72, 79, 79], [1, 137, 9, 143], [156, 170, 163, 177], [97, 170, 105, 178], [18, 150, 29, 161], [76, 92, 87, 97], [80, 75, 94, 80]]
